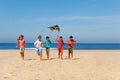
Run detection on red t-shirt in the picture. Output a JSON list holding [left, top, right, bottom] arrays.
[[68, 39, 76, 48], [57, 40, 64, 48]]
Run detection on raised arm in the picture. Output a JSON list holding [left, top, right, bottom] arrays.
[[24, 40, 26, 47], [16, 40, 19, 48], [34, 41, 37, 48], [74, 40, 78, 46], [16, 37, 20, 48], [55, 35, 59, 41]]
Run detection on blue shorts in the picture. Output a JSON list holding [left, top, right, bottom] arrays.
[[35, 49, 42, 55]]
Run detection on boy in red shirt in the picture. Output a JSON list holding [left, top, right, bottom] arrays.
[[56, 35, 64, 59], [68, 36, 76, 59]]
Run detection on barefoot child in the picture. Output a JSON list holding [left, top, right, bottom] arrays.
[[55, 35, 64, 59], [44, 36, 52, 59], [34, 35, 43, 61], [18, 35, 26, 60], [68, 36, 76, 59]]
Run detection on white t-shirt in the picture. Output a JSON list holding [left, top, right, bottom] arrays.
[[34, 40, 43, 49]]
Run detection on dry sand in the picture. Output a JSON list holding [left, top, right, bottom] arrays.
[[0, 50, 120, 80]]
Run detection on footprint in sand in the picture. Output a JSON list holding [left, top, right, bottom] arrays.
[[30, 69, 35, 72], [9, 72, 14, 74], [9, 72, 17, 77], [3, 76, 10, 79], [11, 74, 17, 77]]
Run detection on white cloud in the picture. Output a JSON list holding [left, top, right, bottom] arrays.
[[52, 16, 120, 20], [16, 15, 120, 24]]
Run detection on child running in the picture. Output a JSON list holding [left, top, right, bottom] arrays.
[[68, 36, 76, 59], [55, 35, 64, 60], [34, 35, 43, 61], [18, 35, 26, 60], [44, 36, 52, 59]]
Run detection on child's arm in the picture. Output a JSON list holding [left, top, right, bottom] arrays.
[[34, 42, 38, 49], [49, 40, 52, 45], [34, 44, 38, 49], [43, 41, 45, 47], [63, 40, 65, 45], [24, 41, 26, 47], [16, 40, 19, 48], [34, 43, 36, 48], [42, 42, 44, 47], [74, 40, 78, 46]]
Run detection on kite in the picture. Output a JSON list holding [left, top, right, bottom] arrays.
[[48, 25, 60, 32]]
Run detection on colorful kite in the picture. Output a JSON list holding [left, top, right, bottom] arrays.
[[48, 25, 60, 32]]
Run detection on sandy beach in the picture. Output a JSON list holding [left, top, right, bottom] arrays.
[[0, 50, 120, 80]]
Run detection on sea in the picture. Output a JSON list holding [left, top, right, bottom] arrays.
[[0, 43, 120, 50]]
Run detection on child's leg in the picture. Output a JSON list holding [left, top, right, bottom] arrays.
[[58, 52, 60, 59], [68, 48, 71, 59], [60, 52, 63, 60], [60, 48, 63, 60], [39, 49, 42, 61], [58, 48, 60, 59], [40, 53, 42, 61], [71, 48, 73, 58], [20, 49, 24, 60], [46, 48, 49, 59]]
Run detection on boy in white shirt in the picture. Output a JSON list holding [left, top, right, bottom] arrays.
[[34, 35, 43, 61]]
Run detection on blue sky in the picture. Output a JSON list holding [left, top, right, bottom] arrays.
[[0, 0, 120, 43]]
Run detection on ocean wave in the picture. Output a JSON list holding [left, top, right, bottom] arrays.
[[25, 48, 57, 50]]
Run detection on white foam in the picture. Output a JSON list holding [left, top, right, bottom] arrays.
[[25, 48, 57, 50]]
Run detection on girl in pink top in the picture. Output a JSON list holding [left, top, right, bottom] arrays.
[[18, 35, 26, 60]]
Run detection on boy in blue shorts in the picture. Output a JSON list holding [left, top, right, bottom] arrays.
[[34, 35, 44, 61]]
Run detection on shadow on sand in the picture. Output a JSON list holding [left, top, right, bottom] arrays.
[[25, 59, 36, 60]]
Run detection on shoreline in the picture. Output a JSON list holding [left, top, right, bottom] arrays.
[[1, 43, 120, 50], [1, 48, 120, 50]]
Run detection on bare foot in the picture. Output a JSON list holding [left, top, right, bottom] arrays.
[[61, 57, 63, 60], [40, 59, 42, 61], [47, 57, 49, 60]]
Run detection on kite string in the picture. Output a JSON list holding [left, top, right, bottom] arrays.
[[57, 31, 60, 36]]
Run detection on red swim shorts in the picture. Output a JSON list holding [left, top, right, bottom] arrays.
[[58, 48, 63, 53]]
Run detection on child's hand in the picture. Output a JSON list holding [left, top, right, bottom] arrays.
[[36, 46, 39, 49], [55, 35, 59, 41], [42, 43, 44, 47], [75, 41, 78, 46], [16, 46, 18, 48], [63, 44, 66, 48]]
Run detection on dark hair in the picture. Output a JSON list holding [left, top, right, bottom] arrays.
[[17, 36, 20, 40], [59, 36, 63, 39], [38, 35, 42, 38], [46, 36, 50, 39], [69, 36, 73, 38], [20, 35, 24, 38]]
